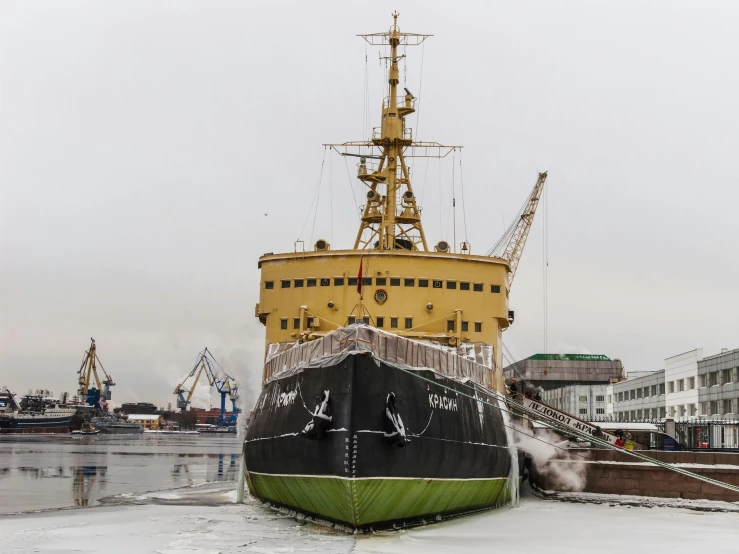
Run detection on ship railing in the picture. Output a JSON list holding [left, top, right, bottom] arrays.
[[382, 95, 416, 110], [372, 127, 413, 141], [263, 325, 495, 390]]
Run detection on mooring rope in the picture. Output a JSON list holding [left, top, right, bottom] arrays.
[[388, 363, 739, 495]]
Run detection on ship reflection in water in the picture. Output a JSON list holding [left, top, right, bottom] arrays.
[[73, 466, 108, 507], [171, 453, 239, 487], [0, 435, 241, 514]]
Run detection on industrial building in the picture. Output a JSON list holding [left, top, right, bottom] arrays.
[[503, 353, 625, 391], [189, 407, 237, 426], [118, 402, 158, 415], [127, 413, 163, 430]]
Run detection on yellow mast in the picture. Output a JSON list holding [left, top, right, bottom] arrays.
[[327, 12, 459, 252]]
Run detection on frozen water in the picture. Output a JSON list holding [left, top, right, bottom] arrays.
[[2, 488, 738, 553], [3, 435, 738, 553], [0, 434, 241, 513]]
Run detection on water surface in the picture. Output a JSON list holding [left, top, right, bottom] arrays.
[[0, 434, 241, 513]]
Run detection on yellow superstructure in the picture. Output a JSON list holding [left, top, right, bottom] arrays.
[[257, 250, 510, 344], [257, 248, 512, 389], [255, 13, 544, 394]]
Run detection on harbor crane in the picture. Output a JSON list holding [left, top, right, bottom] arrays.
[[77, 338, 115, 407], [174, 347, 239, 428], [486, 171, 548, 289]]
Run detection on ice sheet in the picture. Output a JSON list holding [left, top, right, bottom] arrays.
[[3, 494, 739, 553]]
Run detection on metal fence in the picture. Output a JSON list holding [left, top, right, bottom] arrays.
[[673, 419, 739, 451], [587, 416, 739, 451]]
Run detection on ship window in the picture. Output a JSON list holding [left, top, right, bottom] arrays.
[[432, 280, 443, 289], [280, 319, 288, 330], [404, 278, 415, 287], [376, 277, 387, 286], [447, 320, 455, 332], [390, 277, 401, 286], [362, 277, 372, 285], [334, 277, 344, 286], [418, 279, 429, 288], [265, 281, 274, 290], [376, 317, 384, 328], [293, 318, 300, 329], [491, 285, 501, 293], [473, 283, 483, 292], [404, 317, 413, 329], [307, 278, 317, 287], [294, 279, 304, 288], [348, 277, 358, 286], [390, 317, 399, 329], [320, 278, 330, 286], [281, 280, 291, 289], [474, 322, 482, 333], [446, 281, 457, 289], [348, 316, 356, 324], [461, 321, 469, 332], [460, 282, 470, 291]]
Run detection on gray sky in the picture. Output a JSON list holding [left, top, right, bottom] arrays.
[[2, 1, 738, 410]]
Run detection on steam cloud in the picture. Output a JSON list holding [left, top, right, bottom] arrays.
[[514, 423, 588, 491]]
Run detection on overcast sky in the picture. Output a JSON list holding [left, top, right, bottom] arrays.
[[2, 1, 737, 410]]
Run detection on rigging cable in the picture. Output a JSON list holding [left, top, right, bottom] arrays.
[[444, 150, 455, 242], [341, 154, 361, 216], [297, 147, 326, 243], [543, 173, 549, 366], [452, 149, 456, 251], [485, 181, 531, 257], [459, 150, 469, 244], [329, 148, 333, 246], [364, 41, 372, 145], [403, 41, 407, 86], [413, 42, 427, 202], [437, 156, 443, 235]]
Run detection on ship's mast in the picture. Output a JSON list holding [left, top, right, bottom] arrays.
[[326, 13, 460, 252]]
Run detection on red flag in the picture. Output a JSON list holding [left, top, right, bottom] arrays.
[[357, 258, 363, 294]]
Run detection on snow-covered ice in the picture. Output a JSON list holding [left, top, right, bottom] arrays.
[[2, 488, 739, 553]]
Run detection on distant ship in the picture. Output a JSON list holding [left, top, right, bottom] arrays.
[[0, 387, 76, 434], [244, 13, 546, 529], [90, 415, 143, 434]]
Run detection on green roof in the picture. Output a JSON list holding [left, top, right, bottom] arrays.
[[527, 353, 612, 362]]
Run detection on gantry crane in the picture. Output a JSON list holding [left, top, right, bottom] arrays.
[[486, 172, 548, 289], [174, 347, 239, 428], [77, 338, 115, 407]]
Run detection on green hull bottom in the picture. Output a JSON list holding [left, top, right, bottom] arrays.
[[247, 471, 511, 527]]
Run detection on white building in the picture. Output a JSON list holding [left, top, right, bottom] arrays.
[[664, 349, 702, 417], [608, 370, 665, 421], [541, 384, 609, 419], [607, 347, 739, 422], [696, 348, 739, 417]]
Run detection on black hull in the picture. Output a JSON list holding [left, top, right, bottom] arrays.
[[244, 352, 516, 528], [0, 415, 73, 434]]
